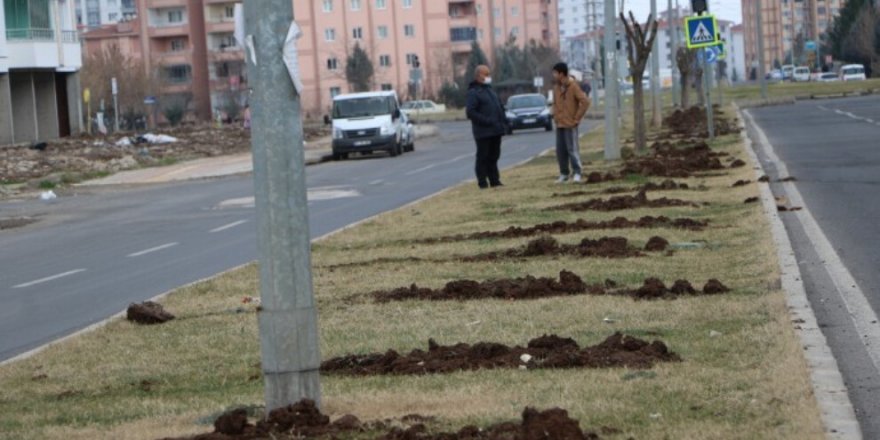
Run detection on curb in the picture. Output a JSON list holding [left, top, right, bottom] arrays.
[[737, 105, 862, 440]]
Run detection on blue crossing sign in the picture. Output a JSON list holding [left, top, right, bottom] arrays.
[[704, 46, 718, 64], [684, 15, 720, 49]]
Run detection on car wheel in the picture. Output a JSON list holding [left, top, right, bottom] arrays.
[[408, 141, 415, 152], [545, 124, 553, 132], [332, 152, 344, 161], [389, 143, 401, 157]]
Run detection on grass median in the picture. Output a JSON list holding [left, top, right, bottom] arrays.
[[0, 109, 825, 439]]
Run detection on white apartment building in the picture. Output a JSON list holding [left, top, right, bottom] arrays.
[[1, 0, 83, 145], [558, 0, 603, 67], [75, 0, 137, 28]]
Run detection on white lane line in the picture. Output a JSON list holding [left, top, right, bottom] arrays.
[[405, 164, 437, 175], [127, 242, 179, 258], [369, 179, 384, 185], [865, 118, 874, 123], [210, 220, 248, 233], [13, 269, 87, 289], [746, 109, 880, 373]]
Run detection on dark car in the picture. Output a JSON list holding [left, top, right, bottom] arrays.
[[504, 94, 552, 134]]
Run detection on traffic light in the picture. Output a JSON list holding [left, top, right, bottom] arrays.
[[413, 55, 420, 69], [691, 0, 707, 14]]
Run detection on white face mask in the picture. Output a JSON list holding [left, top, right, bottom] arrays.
[[484, 77, 493, 85]]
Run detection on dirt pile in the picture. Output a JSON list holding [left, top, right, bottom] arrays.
[[549, 189, 698, 212], [126, 301, 175, 324], [371, 270, 607, 303], [0, 217, 38, 230], [663, 106, 740, 137], [321, 332, 680, 376], [163, 400, 602, 440], [584, 171, 620, 184], [621, 278, 730, 300], [732, 180, 751, 187], [417, 216, 708, 244], [620, 142, 728, 178], [464, 235, 665, 261]]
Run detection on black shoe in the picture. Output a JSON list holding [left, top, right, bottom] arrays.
[[490, 182, 504, 188], [479, 183, 489, 189]]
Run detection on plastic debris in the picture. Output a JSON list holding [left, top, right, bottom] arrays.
[[39, 190, 57, 201]]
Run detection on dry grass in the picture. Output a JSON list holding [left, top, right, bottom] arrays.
[[0, 113, 825, 439]]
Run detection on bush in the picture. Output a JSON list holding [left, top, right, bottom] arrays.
[[163, 104, 185, 127]]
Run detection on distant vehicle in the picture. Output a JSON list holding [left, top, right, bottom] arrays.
[[782, 64, 795, 80], [818, 72, 840, 82], [840, 64, 867, 81], [792, 67, 811, 82], [504, 93, 552, 134], [400, 100, 447, 116], [766, 70, 784, 81], [399, 112, 416, 152], [326, 91, 410, 160]]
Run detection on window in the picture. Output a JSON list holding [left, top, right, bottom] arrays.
[[476, 4, 482, 15], [402, 0, 412, 8], [330, 87, 342, 98], [350, 0, 361, 11], [323, 0, 332, 12], [381, 83, 393, 91], [404, 24, 415, 37], [327, 58, 339, 70], [376, 0, 386, 9], [165, 65, 192, 83], [225, 6, 235, 18], [352, 27, 363, 39], [171, 38, 185, 51], [325, 28, 336, 41], [493, 7, 500, 17], [377, 25, 389, 39], [167, 9, 183, 23], [379, 54, 391, 67], [108, 12, 118, 21], [510, 26, 519, 37], [494, 27, 501, 37], [511, 6, 519, 16], [406, 53, 417, 65]]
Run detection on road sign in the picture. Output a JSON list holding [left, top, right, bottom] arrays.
[[533, 76, 544, 88], [805, 40, 817, 51], [704, 46, 718, 64], [83, 88, 90, 104], [111, 77, 118, 96], [144, 96, 157, 105], [684, 15, 719, 49]]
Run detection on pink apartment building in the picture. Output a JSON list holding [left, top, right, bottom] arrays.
[[82, 0, 558, 120]]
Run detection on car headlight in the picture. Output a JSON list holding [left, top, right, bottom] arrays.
[[540, 108, 550, 117], [332, 128, 343, 139], [505, 111, 515, 119], [380, 123, 396, 136]]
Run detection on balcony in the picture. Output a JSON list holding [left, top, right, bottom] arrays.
[[149, 24, 189, 38], [450, 26, 476, 52], [209, 47, 244, 62], [206, 20, 235, 34], [6, 29, 82, 71], [146, 0, 187, 8], [155, 49, 192, 65], [5, 29, 76, 42]]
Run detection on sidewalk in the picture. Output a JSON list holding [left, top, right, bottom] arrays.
[[84, 125, 438, 186]]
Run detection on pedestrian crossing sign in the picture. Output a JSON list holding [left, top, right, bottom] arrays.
[[685, 15, 720, 49]]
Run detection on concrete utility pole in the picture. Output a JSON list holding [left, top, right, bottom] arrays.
[[650, 0, 661, 128], [604, 0, 620, 160], [756, 0, 768, 99], [703, 54, 715, 139], [244, 0, 322, 411], [670, 0, 679, 107]]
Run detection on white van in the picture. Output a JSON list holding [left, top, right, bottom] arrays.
[[840, 64, 867, 82], [325, 91, 412, 160], [792, 67, 811, 82]]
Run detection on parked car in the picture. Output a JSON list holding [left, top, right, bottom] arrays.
[[400, 100, 447, 116], [792, 67, 811, 82], [766, 69, 784, 81], [818, 72, 840, 82], [782, 64, 795, 81], [326, 91, 410, 160], [399, 112, 416, 152], [840, 64, 867, 81], [504, 93, 553, 134]]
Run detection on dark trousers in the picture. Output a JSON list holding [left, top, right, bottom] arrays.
[[474, 136, 502, 188]]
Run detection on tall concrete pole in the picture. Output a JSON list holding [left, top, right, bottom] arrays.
[[670, 0, 679, 107], [244, 0, 322, 411], [650, 0, 661, 127], [756, 0, 768, 99], [590, 0, 600, 107], [604, 0, 620, 160]]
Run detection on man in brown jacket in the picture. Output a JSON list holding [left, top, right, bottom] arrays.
[[551, 62, 590, 183]]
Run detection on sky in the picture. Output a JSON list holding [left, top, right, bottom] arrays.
[[621, 0, 743, 24]]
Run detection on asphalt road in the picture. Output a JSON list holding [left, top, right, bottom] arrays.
[[747, 96, 880, 438], [0, 120, 594, 362]]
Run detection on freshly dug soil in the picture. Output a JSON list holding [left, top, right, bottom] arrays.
[[729, 159, 747, 168], [732, 180, 751, 187], [621, 278, 731, 300], [163, 400, 602, 440], [463, 235, 656, 261], [663, 106, 741, 137], [0, 217, 37, 230], [549, 189, 698, 212], [371, 270, 606, 303], [620, 142, 728, 178], [744, 197, 759, 204], [416, 216, 708, 244], [584, 171, 620, 184], [644, 236, 670, 252], [321, 332, 680, 376], [126, 301, 175, 324]]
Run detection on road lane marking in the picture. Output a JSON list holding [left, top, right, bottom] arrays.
[[13, 269, 87, 289], [369, 179, 384, 185], [128, 242, 179, 258], [405, 164, 436, 175], [210, 220, 248, 233], [746, 109, 880, 373]]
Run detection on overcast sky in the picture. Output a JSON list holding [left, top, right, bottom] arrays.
[[620, 0, 743, 24]]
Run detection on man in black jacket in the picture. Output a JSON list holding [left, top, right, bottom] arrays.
[[466, 65, 507, 189]]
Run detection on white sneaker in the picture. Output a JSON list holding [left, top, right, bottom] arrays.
[[556, 175, 568, 183], [572, 174, 582, 183]]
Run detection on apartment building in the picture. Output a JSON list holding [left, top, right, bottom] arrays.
[[1, 0, 83, 145], [75, 0, 138, 28], [557, 0, 603, 65], [743, 0, 845, 75], [83, 0, 558, 120]]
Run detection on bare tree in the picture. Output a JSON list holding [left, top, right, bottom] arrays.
[[82, 45, 160, 130], [620, 11, 659, 153], [676, 47, 697, 108]]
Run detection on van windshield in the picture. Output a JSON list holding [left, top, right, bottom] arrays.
[[843, 67, 864, 75], [333, 97, 394, 118]]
